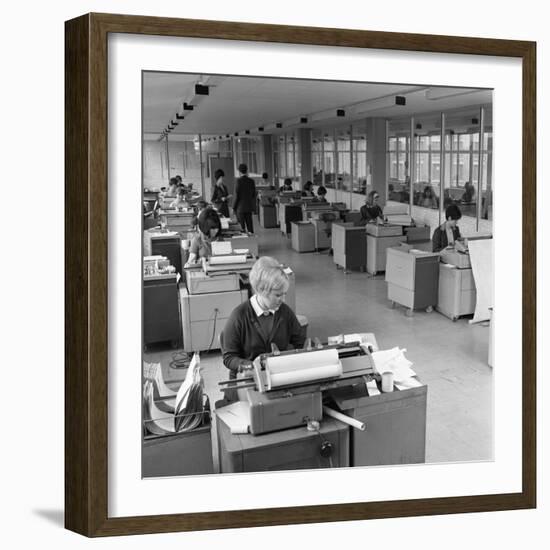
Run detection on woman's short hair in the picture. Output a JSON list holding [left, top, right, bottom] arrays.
[[367, 190, 378, 203], [249, 256, 289, 296], [445, 204, 462, 221], [197, 207, 221, 235], [317, 185, 327, 196], [214, 168, 225, 180], [169, 177, 179, 187]]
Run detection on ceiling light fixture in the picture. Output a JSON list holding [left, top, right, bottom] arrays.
[[195, 84, 209, 95]]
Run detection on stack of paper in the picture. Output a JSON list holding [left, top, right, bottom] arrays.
[[371, 347, 416, 382]]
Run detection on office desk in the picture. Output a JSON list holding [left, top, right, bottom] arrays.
[[332, 222, 367, 272], [437, 263, 476, 321], [143, 424, 214, 477], [229, 234, 259, 257], [310, 219, 332, 250], [279, 203, 303, 236], [259, 204, 278, 228], [329, 382, 427, 466], [366, 234, 407, 275], [179, 286, 249, 352], [144, 274, 181, 347], [159, 210, 195, 233], [216, 416, 349, 473], [385, 247, 440, 314], [291, 221, 316, 253]]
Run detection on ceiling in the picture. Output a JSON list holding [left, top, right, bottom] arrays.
[[143, 72, 493, 138]]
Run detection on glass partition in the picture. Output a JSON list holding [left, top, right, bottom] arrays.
[[336, 126, 351, 192], [322, 130, 336, 188], [311, 129, 323, 186], [387, 119, 410, 206]]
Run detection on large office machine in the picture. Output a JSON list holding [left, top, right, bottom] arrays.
[[218, 340, 377, 435]]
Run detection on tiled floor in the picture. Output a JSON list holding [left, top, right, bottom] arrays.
[[144, 220, 493, 468]]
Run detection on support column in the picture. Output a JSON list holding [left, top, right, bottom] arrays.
[[262, 134, 273, 179], [366, 118, 387, 208], [298, 128, 312, 189]]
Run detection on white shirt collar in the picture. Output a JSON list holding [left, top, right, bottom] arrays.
[[250, 295, 276, 317]]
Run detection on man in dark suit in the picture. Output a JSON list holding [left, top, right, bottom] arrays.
[[233, 163, 257, 233]]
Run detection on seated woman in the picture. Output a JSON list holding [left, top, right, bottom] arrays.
[[161, 177, 179, 198], [221, 256, 305, 385], [261, 172, 274, 190], [190, 200, 208, 229], [314, 185, 328, 203], [185, 207, 223, 266], [279, 178, 293, 193], [461, 181, 475, 203], [211, 169, 230, 218], [359, 190, 384, 225], [169, 187, 188, 209], [301, 180, 315, 197], [420, 185, 439, 209], [432, 204, 462, 252]]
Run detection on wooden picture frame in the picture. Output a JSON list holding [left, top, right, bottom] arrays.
[[65, 12, 536, 537]]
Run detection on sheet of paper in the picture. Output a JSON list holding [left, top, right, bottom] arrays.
[[175, 353, 198, 413], [395, 377, 423, 390], [216, 401, 251, 434], [209, 254, 247, 265], [371, 347, 416, 382], [468, 238, 493, 323], [144, 382, 175, 433], [211, 240, 233, 256]]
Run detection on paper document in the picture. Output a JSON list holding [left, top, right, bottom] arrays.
[[209, 254, 247, 265], [175, 353, 199, 413], [371, 347, 416, 382], [211, 240, 233, 256], [216, 401, 251, 434], [395, 377, 423, 391]]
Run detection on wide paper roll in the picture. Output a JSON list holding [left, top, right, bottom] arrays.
[[266, 348, 342, 389]]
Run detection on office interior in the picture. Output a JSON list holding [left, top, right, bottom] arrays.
[[142, 72, 493, 477]]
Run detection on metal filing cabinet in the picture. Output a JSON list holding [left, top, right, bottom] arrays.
[[291, 221, 316, 253], [216, 416, 349, 473], [385, 246, 440, 314], [328, 384, 427, 466], [437, 264, 476, 321], [142, 424, 214, 477], [143, 274, 181, 347], [332, 222, 367, 272], [179, 286, 249, 352]]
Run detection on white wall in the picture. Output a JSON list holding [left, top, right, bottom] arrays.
[[2, 1, 546, 550]]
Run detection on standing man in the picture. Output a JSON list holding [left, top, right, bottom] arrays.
[[233, 163, 256, 234]]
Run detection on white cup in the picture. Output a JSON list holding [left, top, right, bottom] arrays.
[[381, 371, 394, 393]]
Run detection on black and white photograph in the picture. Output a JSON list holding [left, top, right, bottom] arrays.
[[141, 71, 494, 478]]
